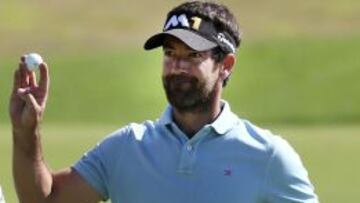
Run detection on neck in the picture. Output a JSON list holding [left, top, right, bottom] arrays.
[[172, 93, 222, 138]]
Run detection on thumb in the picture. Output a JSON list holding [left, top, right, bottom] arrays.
[[17, 88, 39, 110]]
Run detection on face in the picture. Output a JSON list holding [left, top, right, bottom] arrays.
[[162, 36, 222, 113]]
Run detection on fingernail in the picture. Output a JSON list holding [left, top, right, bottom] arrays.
[[17, 87, 31, 94]]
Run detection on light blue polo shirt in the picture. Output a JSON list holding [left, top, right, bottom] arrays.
[[73, 101, 319, 203]]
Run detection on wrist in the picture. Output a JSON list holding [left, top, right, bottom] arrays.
[[12, 126, 42, 156], [12, 123, 39, 136]]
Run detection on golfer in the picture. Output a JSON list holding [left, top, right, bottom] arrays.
[[10, 1, 318, 203]]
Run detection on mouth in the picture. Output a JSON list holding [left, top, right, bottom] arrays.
[[165, 74, 198, 91]]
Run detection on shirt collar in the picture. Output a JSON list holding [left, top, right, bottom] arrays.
[[157, 100, 239, 135], [157, 105, 173, 126], [210, 100, 239, 134]]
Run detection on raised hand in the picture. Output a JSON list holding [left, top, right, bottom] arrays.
[[9, 56, 50, 134]]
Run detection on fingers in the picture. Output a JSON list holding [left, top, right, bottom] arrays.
[[13, 55, 29, 93], [17, 87, 31, 96], [19, 61, 29, 88], [16, 55, 43, 89], [17, 88, 39, 110], [19, 55, 33, 88], [29, 71, 38, 88], [13, 54, 49, 101], [23, 55, 38, 88], [12, 69, 22, 93], [38, 63, 49, 92]]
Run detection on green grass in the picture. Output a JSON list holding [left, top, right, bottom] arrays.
[[270, 125, 360, 203], [1, 0, 360, 55], [1, 37, 359, 125], [0, 124, 118, 203], [227, 36, 360, 124], [0, 0, 359, 202], [1, 124, 359, 203], [1, 0, 359, 124]]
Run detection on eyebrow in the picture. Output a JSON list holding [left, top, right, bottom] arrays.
[[162, 42, 174, 50]]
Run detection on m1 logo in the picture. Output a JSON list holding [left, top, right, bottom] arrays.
[[164, 14, 202, 31]]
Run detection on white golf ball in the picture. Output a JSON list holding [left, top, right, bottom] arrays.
[[25, 53, 43, 71]]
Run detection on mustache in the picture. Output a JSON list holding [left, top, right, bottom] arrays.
[[163, 74, 198, 86]]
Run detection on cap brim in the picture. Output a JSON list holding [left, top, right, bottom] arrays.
[[144, 29, 217, 51]]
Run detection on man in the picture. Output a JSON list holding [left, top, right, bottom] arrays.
[[10, 1, 318, 203]]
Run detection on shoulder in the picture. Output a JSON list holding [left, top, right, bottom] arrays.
[[234, 119, 289, 154], [81, 120, 159, 166], [232, 119, 306, 171], [99, 120, 159, 147], [240, 121, 318, 201], [241, 120, 300, 163]]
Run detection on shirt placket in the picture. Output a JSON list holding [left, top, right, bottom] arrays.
[[170, 124, 211, 175]]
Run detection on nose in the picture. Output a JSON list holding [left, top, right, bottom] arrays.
[[174, 57, 190, 73]]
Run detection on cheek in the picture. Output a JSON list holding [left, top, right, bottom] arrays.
[[198, 62, 220, 81], [163, 57, 173, 75]]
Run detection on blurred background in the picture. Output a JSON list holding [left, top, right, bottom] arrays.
[[1, 0, 359, 202]]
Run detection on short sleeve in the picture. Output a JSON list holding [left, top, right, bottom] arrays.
[[72, 126, 130, 201], [261, 136, 319, 203]]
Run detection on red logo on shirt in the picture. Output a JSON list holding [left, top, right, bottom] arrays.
[[224, 166, 232, 176]]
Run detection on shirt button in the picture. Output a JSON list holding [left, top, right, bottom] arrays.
[[186, 145, 193, 152]]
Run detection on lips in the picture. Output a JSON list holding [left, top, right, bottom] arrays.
[[165, 74, 198, 91], [162, 73, 214, 112]]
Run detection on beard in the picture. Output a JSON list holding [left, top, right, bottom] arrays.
[[162, 74, 218, 113]]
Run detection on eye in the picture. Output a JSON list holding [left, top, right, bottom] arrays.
[[188, 52, 202, 59], [164, 49, 175, 57]]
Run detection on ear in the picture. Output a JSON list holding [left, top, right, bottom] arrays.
[[220, 53, 236, 80]]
